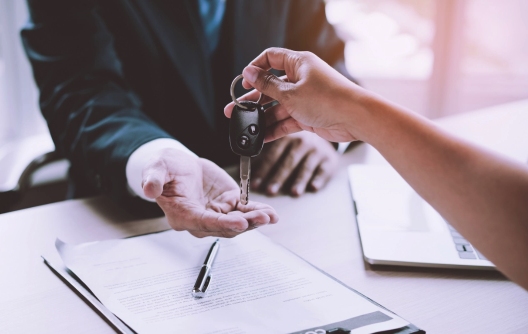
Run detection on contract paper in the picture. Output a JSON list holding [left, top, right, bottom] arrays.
[[56, 230, 409, 334]]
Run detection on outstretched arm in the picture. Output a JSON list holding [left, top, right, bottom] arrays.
[[247, 0, 354, 198], [21, 0, 171, 205], [22, 1, 279, 235], [226, 48, 528, 289]]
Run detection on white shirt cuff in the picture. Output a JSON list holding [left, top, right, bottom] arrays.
[[125, 138, 197, 201]]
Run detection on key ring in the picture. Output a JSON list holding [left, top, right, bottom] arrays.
[[230, 74, 263, 110]]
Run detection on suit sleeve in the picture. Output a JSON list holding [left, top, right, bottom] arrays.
[[284, 0, 358, 84], [21, 0, 172, 211]]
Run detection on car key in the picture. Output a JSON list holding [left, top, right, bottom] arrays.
[[229, 75, 266, 204]]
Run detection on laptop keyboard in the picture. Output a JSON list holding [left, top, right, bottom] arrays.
[[447, 224, 488, 260]]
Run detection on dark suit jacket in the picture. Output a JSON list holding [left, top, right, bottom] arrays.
[[21, 0, 350, 214]]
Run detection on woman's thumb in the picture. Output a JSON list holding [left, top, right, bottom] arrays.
[[242, 65, 292, 102]]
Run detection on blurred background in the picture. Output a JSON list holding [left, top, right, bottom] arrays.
[[326, 0, 528, 117], [0, 0, 528, 209]]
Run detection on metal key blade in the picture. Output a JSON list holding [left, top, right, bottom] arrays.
[[239, 156, 251, 205]]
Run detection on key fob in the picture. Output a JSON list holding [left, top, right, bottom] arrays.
[[229, 101, 266, 157]]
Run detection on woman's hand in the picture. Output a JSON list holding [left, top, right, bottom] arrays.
[[224, 48, 371, 143]]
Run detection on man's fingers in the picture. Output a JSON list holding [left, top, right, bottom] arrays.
[[264, 118, 304, 143], [231, 210, 270, 229], [189, 208, 275, 238], [199, 210, 249, 233], [263, 141, 310, 196], [157, 198, 247, 233], [142, 165, 168, 199], [164, 203, 278, 238], [309, 159, 335, 191], [242, 65, 294, 102], [236, 202, 280, 224], [290, 153, 321, 196], [251, 138, 290, 190]]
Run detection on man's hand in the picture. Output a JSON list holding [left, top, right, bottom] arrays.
[[252, 132, 338, 196], [141, 149, 278, 238]]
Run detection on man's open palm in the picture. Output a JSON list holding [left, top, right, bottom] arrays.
[[142, 149, 278, 238]]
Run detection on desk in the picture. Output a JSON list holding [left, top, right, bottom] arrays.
[[1, 100, 528, 333]]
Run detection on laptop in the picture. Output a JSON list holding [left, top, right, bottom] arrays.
[[348, 164, 495, 270]]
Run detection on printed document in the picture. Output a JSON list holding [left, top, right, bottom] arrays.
[[56, 230, 409, 333]]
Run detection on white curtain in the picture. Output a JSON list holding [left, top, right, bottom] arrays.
[[0, 0, 57, 192], [0, 0, 48, 146]]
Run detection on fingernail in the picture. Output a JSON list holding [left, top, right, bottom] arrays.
[[269, 183, 280, 194], [223, 105, 231, 118], [142, 176, 151, 194], [243, 66, 258, 83], [294, 185, 304, 196], [311, 181, 322, 191], [142, 175, 150, 188]]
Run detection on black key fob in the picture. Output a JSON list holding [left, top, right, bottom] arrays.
[[229, 101, 266, 157]]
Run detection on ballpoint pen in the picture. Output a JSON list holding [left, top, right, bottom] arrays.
[[192, 238, 220, 298]]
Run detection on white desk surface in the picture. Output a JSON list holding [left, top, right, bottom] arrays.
[[1, 100, 528, 334]]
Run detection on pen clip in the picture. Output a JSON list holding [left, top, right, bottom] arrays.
[[327, 328, 350, 334], [192, 274, 212, 299]]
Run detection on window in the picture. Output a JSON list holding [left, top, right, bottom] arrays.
[[0, 0, 55, 192], [1, 1, 527, 145], [457, 0, 528, 114], [326, 0, 528, 118], [0, 0, 48, 145]]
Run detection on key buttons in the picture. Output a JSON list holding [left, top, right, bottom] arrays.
[[238, 135, 250, 148], [248, 124, 259, 135]]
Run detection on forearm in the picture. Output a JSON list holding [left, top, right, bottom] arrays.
[[231, 46, 528, 287], [22, 0, 172, 202], [355, 91, 528, 288]]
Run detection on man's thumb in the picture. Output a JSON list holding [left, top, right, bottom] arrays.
[[142, 171, 165, 199], [242, 65, 291, 102]]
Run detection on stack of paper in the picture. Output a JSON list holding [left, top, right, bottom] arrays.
[[52, 230, 410, 333]]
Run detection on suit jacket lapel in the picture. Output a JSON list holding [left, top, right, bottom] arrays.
[[132, 0, 215, 126], [231, 0, 287, 97]]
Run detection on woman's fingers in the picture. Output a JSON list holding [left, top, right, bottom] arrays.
[[264, 118, 304, 142], [224, 88, 262, 117], [242, 65, 294, 102], [247, 47, 303, 81], [264, 103, 290, 127]]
